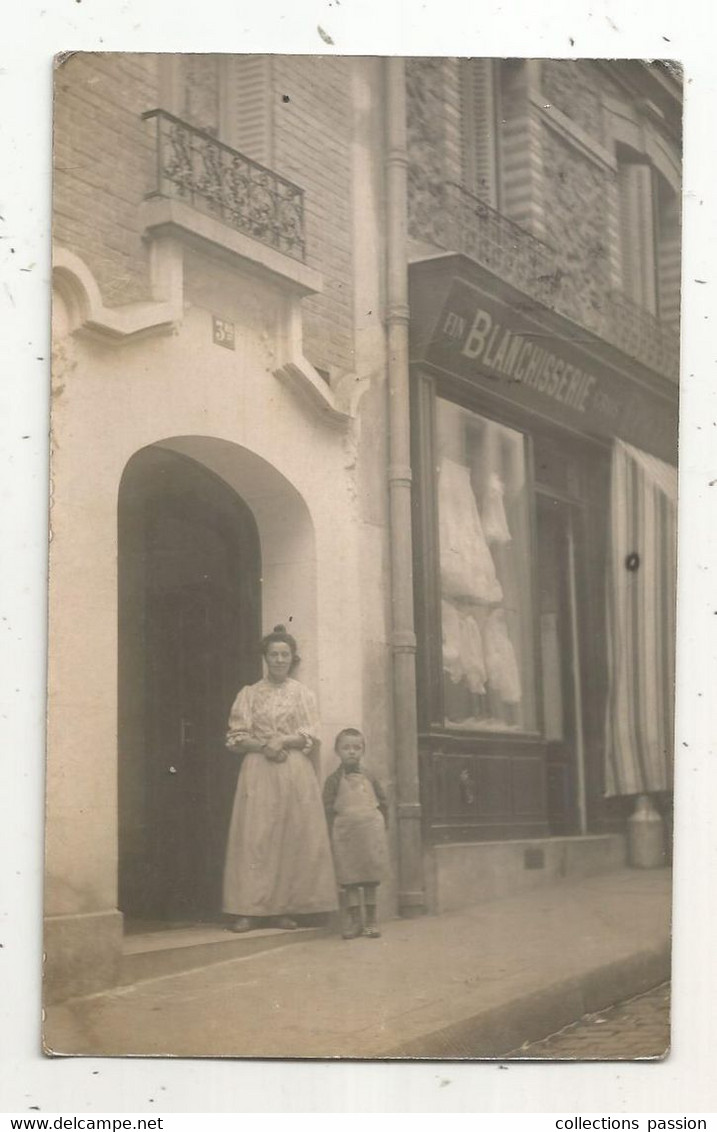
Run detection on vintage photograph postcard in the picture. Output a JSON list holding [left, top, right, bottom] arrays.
[[45, 54, 679, 1059]]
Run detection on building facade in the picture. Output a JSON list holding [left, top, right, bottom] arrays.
[[48, 55, 680, 1001]]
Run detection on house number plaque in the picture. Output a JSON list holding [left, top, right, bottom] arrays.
[[212, 316, 236, 350]]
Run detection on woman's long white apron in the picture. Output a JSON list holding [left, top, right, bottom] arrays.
[[223, 749, 337, 916], [222, 677, 337, 917]]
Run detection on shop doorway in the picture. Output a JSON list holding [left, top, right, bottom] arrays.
[[118, 445, 262, 923], [536, 494, 587, 835]]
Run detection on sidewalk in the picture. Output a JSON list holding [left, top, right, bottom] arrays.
[[44, 868, 671, 1060]]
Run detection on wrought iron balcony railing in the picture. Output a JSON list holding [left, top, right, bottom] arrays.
[[143, 109, 306, 262], [440, 180, 558, 304], [601, 288, 680, 380], [408, 175, 679, 380]]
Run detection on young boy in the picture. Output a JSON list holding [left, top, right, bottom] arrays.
[[323, 728, 389, 939]]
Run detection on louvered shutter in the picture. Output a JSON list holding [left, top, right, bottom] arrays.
[[656, 185, 681, 326], [461, 59, 499, 206], [617, 161, 657, 314], [222, 55, 272, 165]]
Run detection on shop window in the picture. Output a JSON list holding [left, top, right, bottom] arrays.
[[617, 149, 681, 323], [436, 398, 537, 732]]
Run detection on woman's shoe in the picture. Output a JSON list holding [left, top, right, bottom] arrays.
[[273, 916, 298, 930], [229, 916, 256, 933], [362, 926, 381, 938]]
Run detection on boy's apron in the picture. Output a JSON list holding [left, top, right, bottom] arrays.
[[331, 772, 387, 886]]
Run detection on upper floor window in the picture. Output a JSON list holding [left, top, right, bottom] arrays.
[[181, 55, 221, 136], [459, 59, 530, 229], [160, 55, 272, 165], [616, 146, 681, 326]]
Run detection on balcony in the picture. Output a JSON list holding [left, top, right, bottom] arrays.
[[143, 109, 306, 263], [408, 176, 679, 381]]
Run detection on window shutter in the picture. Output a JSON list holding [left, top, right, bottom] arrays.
[[656, 185, 681, 326], [461, 59, 499, 206], [618, 161, 657, 314], [221, 55, 273, 165]]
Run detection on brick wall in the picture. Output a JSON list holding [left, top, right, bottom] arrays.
[[54, 53, 159, 304], [271, 56, 355, 379]]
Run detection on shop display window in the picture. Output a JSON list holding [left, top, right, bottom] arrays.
[[436, 397, 537, 732]]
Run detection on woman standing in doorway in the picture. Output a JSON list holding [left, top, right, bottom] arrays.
[[222, 624, 337, 932]]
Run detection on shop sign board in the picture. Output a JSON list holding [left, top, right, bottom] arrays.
[[424, 277, 677, 464]]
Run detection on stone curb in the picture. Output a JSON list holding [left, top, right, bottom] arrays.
[[375, 942, 671, 1060]]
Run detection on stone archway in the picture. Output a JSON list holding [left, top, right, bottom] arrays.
[[118, 437, 318, 924]]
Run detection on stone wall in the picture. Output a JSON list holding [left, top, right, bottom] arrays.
[[406, 57, 453, 249], [541, 60, 607, 143], [540, 125, 613, 324]]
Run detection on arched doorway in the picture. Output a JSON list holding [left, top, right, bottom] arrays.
[[118, 445, 262, 923]]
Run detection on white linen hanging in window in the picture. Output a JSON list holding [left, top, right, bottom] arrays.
[[438, 457, 503, 604]]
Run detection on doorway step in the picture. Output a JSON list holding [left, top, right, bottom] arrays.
[[425, 832, 626, 914], [120, 923, 328, 987]]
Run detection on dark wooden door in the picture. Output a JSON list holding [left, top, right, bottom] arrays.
[[119, 446, 261, 921]]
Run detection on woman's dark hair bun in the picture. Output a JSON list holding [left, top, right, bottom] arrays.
[[261, 623, 300, 667]]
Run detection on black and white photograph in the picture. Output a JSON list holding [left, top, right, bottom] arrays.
[[43, 52, 681, 1061]]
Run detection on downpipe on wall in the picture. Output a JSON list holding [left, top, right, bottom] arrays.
[[385, 57, 426, 917]]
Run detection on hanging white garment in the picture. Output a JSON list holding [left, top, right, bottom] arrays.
[[484, 608, 522, 703], [459, 610, 488, 694], [441, 599, 464, 684], [438, 458, 503, 603], [481, 473, 512, 545]]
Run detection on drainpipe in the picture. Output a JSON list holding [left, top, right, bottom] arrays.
[[385, 57, 425, 917]]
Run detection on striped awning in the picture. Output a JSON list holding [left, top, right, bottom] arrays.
[[604, 439, 678, 797]]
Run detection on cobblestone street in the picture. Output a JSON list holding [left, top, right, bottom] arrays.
[[511, 983, 670, 1060]]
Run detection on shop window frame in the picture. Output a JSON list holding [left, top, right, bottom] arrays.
[[411, 368, 545, 745], [412, 367, 611, 841]]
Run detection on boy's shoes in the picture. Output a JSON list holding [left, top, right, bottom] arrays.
[[363, 905, 380, 937]]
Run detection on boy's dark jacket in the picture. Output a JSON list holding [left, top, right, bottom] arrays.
[[322, 765, 389, 831]]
